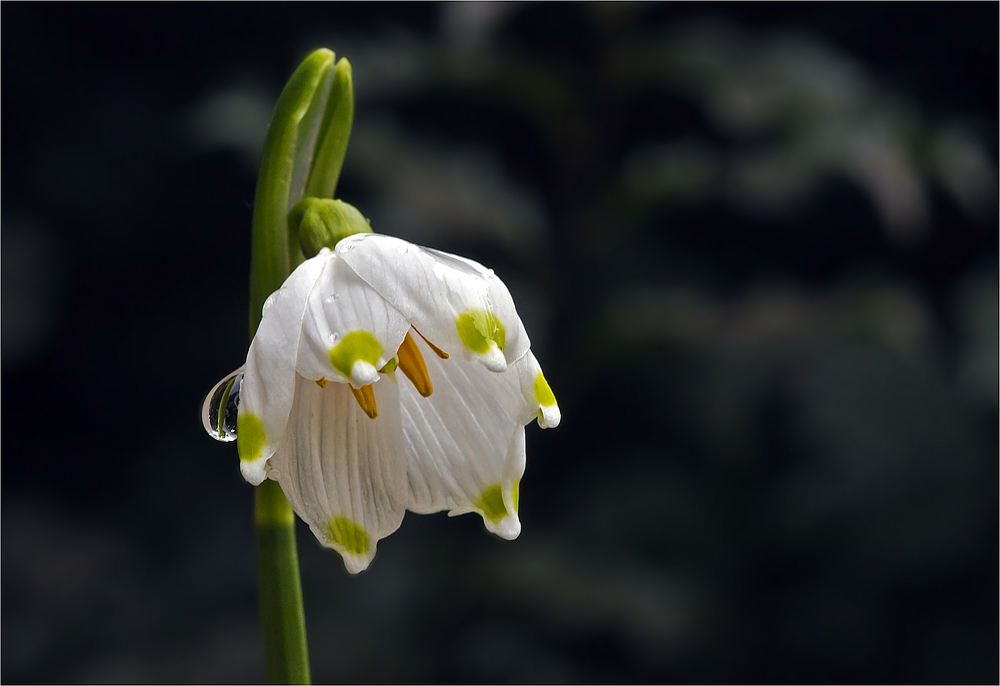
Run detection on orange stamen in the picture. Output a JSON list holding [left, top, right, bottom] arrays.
[[350, 384, 378, 419], [413, 327, 449, 359], [397, 332, 434, 397]]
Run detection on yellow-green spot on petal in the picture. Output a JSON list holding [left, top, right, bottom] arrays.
[[456, 308, 505, 354], [237, 413, 266, 462], [512, 478, 520, 513], [533, 370, 557, 407], [378, 357, 398, 375], [475, 483, 509, 524], [329, 330, 383, 378], [326, 515, 370, 556]]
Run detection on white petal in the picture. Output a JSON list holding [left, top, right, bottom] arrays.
[[515, 351, 561, 429], [238, 248, 413, 484], [338, 234, 531, 371], [399, 335, 530, 539], [295, 254, 412, 388], [267, 374, 407, 574], [238, 252, 331, 484]]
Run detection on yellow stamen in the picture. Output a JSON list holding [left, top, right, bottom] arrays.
[[350, 384, 378, 419], [397, 332, 433, 397], [413, 327, 449, 359], [315, 377, 328, 388]]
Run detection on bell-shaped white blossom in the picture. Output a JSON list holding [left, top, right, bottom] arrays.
[[237, 234, 560, 572]]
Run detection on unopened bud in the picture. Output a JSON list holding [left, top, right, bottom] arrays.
[[289, 197, 371, 257]]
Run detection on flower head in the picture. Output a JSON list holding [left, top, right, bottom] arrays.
[[236, 232, 560, 573]]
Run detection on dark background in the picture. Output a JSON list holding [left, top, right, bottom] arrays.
[[3, 3, 997, 683]]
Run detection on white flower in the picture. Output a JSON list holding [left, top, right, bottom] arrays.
[[237, 233, 560, 573]]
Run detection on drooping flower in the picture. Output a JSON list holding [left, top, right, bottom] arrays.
[[236, 232, 560, 573]]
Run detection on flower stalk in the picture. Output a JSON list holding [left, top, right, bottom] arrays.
[[246, 47, 355, 684], [254, 479, 309, 685]]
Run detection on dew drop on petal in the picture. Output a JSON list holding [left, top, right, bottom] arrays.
[[396, 245, 408, 255], [338, 243, 354, 254], [329, 332, 340, 343], [201, 367, 244, 442], [325, 294, 338, 304]]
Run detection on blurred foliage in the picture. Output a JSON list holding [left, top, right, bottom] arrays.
[[2, 4, 997, 684]]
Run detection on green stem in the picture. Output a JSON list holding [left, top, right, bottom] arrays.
[[247, 46, 357, 683], [255, 479, 310, 685], [249, 48, 342, 685]]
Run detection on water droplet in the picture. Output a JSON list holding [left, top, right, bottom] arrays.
[[201, 367, 244, 442], [338, 243, 354, 254], [329, 332, 340, 343], [325, 294, 338, 304], [396, 245, 408, 255]]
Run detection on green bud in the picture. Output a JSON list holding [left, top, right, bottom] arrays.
[[290, 198, 372, 258]]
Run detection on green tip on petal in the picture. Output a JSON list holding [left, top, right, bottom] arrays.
[[456, 308, 506, 354], [237, 413, 266, 461], [475, 483, 510, 524], [329, 330, 384, 379], [533, 370, 557, 407], [326, 515, 371, 556]]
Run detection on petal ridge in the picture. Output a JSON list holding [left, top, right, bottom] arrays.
[[269, 375, 407, 573]]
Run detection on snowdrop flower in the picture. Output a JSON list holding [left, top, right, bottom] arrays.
[[236, 232, 560, 573]]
